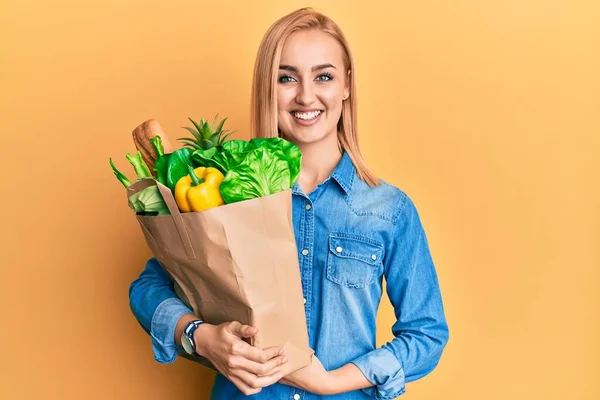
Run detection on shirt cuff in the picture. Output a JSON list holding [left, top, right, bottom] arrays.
[[350, 347, 406, 399], [150, 298, 193, 364]]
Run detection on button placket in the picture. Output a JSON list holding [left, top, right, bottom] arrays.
[[301, 198, 314, 341]]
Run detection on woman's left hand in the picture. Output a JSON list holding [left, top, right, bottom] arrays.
[[279, 353, 334, 395]]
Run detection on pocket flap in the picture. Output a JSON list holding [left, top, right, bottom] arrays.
[[328, 233, 383, 265]]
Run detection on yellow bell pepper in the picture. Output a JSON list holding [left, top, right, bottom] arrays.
[[175, 166, 225, 212]]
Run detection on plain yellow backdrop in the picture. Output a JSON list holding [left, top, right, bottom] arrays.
[[1, 0, 598, 399]]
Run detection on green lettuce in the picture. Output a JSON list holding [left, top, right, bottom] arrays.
[[219, 146, 292, 203], [190, 137, 302, 203]]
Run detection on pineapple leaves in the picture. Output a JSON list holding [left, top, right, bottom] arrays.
[[179, 113, 236, 151], [214, 116, 227, 135]]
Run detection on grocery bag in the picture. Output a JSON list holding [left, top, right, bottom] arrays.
[[128, 178, 313, 375]]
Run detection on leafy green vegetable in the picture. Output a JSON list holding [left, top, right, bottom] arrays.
[[109, 158, 132, 188], [219, 146, 292, 203], [150, 136, 165, 157], [191, 136, 302, 203], [136, 185, 170, 215], [248, 137, 302, 186], [191, 137, 301, 181], [128, 185, 170, 215], [165, 147, 193, 191], [154, 153, 171, 187], [190, 147, 224, 171], [126, 151, 152, 179]]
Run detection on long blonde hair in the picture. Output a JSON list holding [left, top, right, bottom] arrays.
[[250, 7, 380, 187]]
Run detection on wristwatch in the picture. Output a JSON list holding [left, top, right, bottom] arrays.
[[181, 320, 205, 355]]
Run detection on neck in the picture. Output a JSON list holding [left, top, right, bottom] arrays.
[[295, 137, 343, 194]]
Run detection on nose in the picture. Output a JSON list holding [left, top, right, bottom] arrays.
[[295, 81, 316, 106]]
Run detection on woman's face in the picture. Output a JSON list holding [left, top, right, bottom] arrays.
[[277, 29, 350, 148]]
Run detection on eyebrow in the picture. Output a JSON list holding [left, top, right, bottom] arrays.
[[279, 63, 336, 72]]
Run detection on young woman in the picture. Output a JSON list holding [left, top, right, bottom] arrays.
[[129, 7, 449, 399]]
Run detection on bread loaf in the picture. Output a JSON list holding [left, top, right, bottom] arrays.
[[132, 119, 174, 176]]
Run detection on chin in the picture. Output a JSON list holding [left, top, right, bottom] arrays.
[[281, 121, 337, 146], [284, 129, 330, 145]]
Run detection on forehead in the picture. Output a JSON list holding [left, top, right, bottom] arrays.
[[280, 29, 344, 67]]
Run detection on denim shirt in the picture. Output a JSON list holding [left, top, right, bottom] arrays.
[[129, 151, 449, 400]]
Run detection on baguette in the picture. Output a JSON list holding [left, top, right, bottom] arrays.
[[132, 119, 174, 176]]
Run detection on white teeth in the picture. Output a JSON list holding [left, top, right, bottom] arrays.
[[293, 110, 322, 120]]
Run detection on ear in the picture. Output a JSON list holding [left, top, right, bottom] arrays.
[[343, 69, 351, 100]]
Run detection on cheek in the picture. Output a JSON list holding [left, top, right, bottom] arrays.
[[320, 86, 343, 111], [277, 88, 294, 113]]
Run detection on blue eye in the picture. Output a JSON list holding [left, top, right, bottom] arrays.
[[316, 73, 333, 81], [278, 75, 296, 83]]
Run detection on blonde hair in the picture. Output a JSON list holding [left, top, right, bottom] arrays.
[[250, 7, 380, 187]]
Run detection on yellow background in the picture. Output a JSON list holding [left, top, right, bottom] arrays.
[[1, 0, 598, 399]]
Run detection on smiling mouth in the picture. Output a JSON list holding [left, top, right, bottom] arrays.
[[290, 110, 323, 120]]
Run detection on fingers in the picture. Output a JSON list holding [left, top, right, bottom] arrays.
[[229, 375, 262, 396], [219, 320, 288, 395], [231, 341, 285, 364], [226, 321, 258, 339], [234, 353, 288, 376], [232, 367, 284, 394]]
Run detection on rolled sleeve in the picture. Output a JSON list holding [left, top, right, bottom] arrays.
[[129, 257, 195, 364], [351, 194, 449, 398], [351, 348, 406, 399], [150, 298, 194, 364]]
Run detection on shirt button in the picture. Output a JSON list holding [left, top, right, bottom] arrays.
[[336, 246, 343, 253], [301, 249, 309, 256], [371, 254, 377, 261], [303, 298, 307, 304], [305, 204, 312, 210], [293, 394, 300, 400]]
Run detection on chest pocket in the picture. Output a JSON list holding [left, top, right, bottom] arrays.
[[326, 233, 384, 288]]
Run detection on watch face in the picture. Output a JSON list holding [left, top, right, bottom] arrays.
[[182, 333, 194, 355]]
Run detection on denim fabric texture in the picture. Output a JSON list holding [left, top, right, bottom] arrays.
[[129, 151, 449, 399]]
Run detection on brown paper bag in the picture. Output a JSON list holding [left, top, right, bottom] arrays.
[[128, 178, 313, 375]]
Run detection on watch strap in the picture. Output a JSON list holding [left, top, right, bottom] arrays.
[[184, 320, 204, 353]]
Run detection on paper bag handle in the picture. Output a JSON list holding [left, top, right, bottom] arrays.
[[155, 182, 197, 260]]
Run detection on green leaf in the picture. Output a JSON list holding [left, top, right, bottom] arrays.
[[149, 136, 165, 157], [177, 138, 202, 149], [222, 139, 251, 154], [154, 153, 171, 186], [243, 137, 302, 185], [166, 147, 193, 191], [211, 113, 219, 131], [220, 131, 235, 144], [109, 158, 132, 188], [190, 147, 224, 171], [202, 139, 215, 149], [209, 132, 221, 143], [126, 151, 152, 180], [136, 185, 170, 215], [188, 117, 203, 135], [202, 122, 212, 140], [219, 146, 292, 203], [182, 126, 201, 140], [215, 116, 227, 133]]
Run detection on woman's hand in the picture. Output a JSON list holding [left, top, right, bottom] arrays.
[[279, 353, 333, 395], [195, 321, 288, 396]]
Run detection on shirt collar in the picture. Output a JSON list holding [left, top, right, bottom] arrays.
[[330, 151, 355, 195], [292, 151, 355, 196]]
